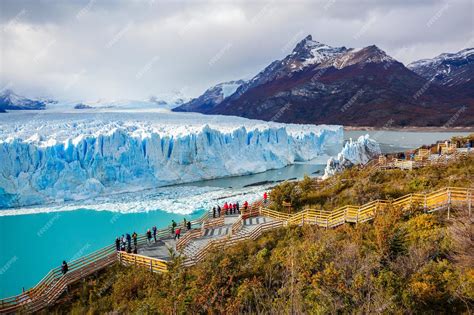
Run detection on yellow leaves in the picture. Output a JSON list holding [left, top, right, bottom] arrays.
[[404, 213, 442, 246], [410, 281, 435, 300]]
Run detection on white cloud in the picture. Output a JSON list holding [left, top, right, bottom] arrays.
[[0, 0, 472, 101]]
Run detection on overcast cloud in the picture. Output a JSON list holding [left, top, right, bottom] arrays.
[[0, 0, 473, 101]]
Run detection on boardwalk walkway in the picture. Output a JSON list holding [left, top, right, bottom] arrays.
[[1, 147, 473, 313]]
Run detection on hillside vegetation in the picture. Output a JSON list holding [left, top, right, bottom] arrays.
[[46, 156, 473, 314], [270, 155, 474, 213]]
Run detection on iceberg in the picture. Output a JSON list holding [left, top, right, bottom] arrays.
[[0, 111, 342, 209], [323, 134, 381, 178]]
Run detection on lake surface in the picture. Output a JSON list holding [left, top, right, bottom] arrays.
[[0, 129, 470, 298]]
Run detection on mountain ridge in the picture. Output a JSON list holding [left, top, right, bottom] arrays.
[[174, 36, 474, 127]]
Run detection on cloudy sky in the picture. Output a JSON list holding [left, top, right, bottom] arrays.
[[0, 0, 473, 101]]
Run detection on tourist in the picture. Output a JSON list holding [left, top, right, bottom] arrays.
[[132, 231, 138, 247], [212, 206, 216, 218], [61, 261, 68, 275], [183, 218, 187, 229], [126, 233, 131, 249], [263, 192, 268, 204], [115, 237, 120, 251], [187, 220, 191, 230], [233, 203, 237, 214], [175, 227, 181, 240], [243, 200, 248, 211], [224, 202, 229, 215], [121, 235, 126, 251], [171, 220, 177, 235], [146, 229, 152, 245], [217, 205, 221, 217], [236, 201, 240, 214], [152, 226, 157, 242]]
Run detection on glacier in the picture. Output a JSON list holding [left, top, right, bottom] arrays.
[[0, 110, 342, 209], [323, 134, 381, 179]]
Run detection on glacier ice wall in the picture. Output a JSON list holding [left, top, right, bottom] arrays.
[[323, 134, 381, 179], [0, 121, 342, 208]]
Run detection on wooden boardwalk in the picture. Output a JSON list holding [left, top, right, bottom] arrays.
[[2, 186, 471, 313]]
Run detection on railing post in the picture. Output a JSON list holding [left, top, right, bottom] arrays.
[[447, 189, 451, 220], [325, 217, 329, 229], [468, 189, 472, 219], [134, 255, 137, 266], [424, 193, 428, 212], [150, 259, 153, 273], [356, 207, 359, 225]]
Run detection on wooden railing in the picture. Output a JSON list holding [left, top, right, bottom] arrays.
[[2, 184, 471, 313], [176, 228, 202, 251], [374, 149, 473, 171], [262, 187, 473, 228], [0, 212, 209, 313], [202, 216, 225, 230], [0, 245, 117, 314], [118, 252, 168, 273]]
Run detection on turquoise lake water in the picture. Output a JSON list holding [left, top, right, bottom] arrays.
[[0, 209, 204, 298], [0, 130, 470, 298]]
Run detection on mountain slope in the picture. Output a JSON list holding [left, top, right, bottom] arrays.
[[408, 48, 474, 86], [0, 89, 50, 111], [408, 47, 474, 98], [176, 36, 473, 127], [174, 80, 245, 113]]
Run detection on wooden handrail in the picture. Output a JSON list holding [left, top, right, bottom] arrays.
[[0, 210, 210, 312], [2, 184, 472, 313]]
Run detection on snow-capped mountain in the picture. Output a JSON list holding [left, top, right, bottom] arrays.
[[0, 89, 51, 112], [408, 48, 474, 87], [176, 35, 473, 127], [174, 80, 246, 113]]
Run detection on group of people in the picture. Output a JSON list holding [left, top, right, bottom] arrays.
[[114, 218, 193, 253], [115, 231, 140, 254], [112, 192, 269, 254], [161, 218, 191, 241], [211, 192, 268, 218], [211, 201, 243, 218]]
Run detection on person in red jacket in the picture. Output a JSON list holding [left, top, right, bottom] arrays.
[[223, 202, 229, 215], [243, 200, 249, 211], [263, 192, 268, 204]]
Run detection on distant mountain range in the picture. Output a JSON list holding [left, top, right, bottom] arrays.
[[174, 35, 474, 127], [0, 89, 188, 112], [0, 89, 53, 112]]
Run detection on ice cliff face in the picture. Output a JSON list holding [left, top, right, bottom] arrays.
[[0, 112, 342, 208], [323, 134, 380, 179]]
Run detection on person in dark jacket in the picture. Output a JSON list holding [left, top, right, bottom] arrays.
[[212, 207, 216, 218], [115, 237, 120, 251], [146, 229, 152, 245], [132, 232, 138, 247], [187, 221, 191, 230], [61, 261, 68, 275], [126, 233, 131, 249], [236, 202, 240, 214], [217, 205, 221, 217], [171, 220, 177, 235], [152, 226, 157, 242]]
